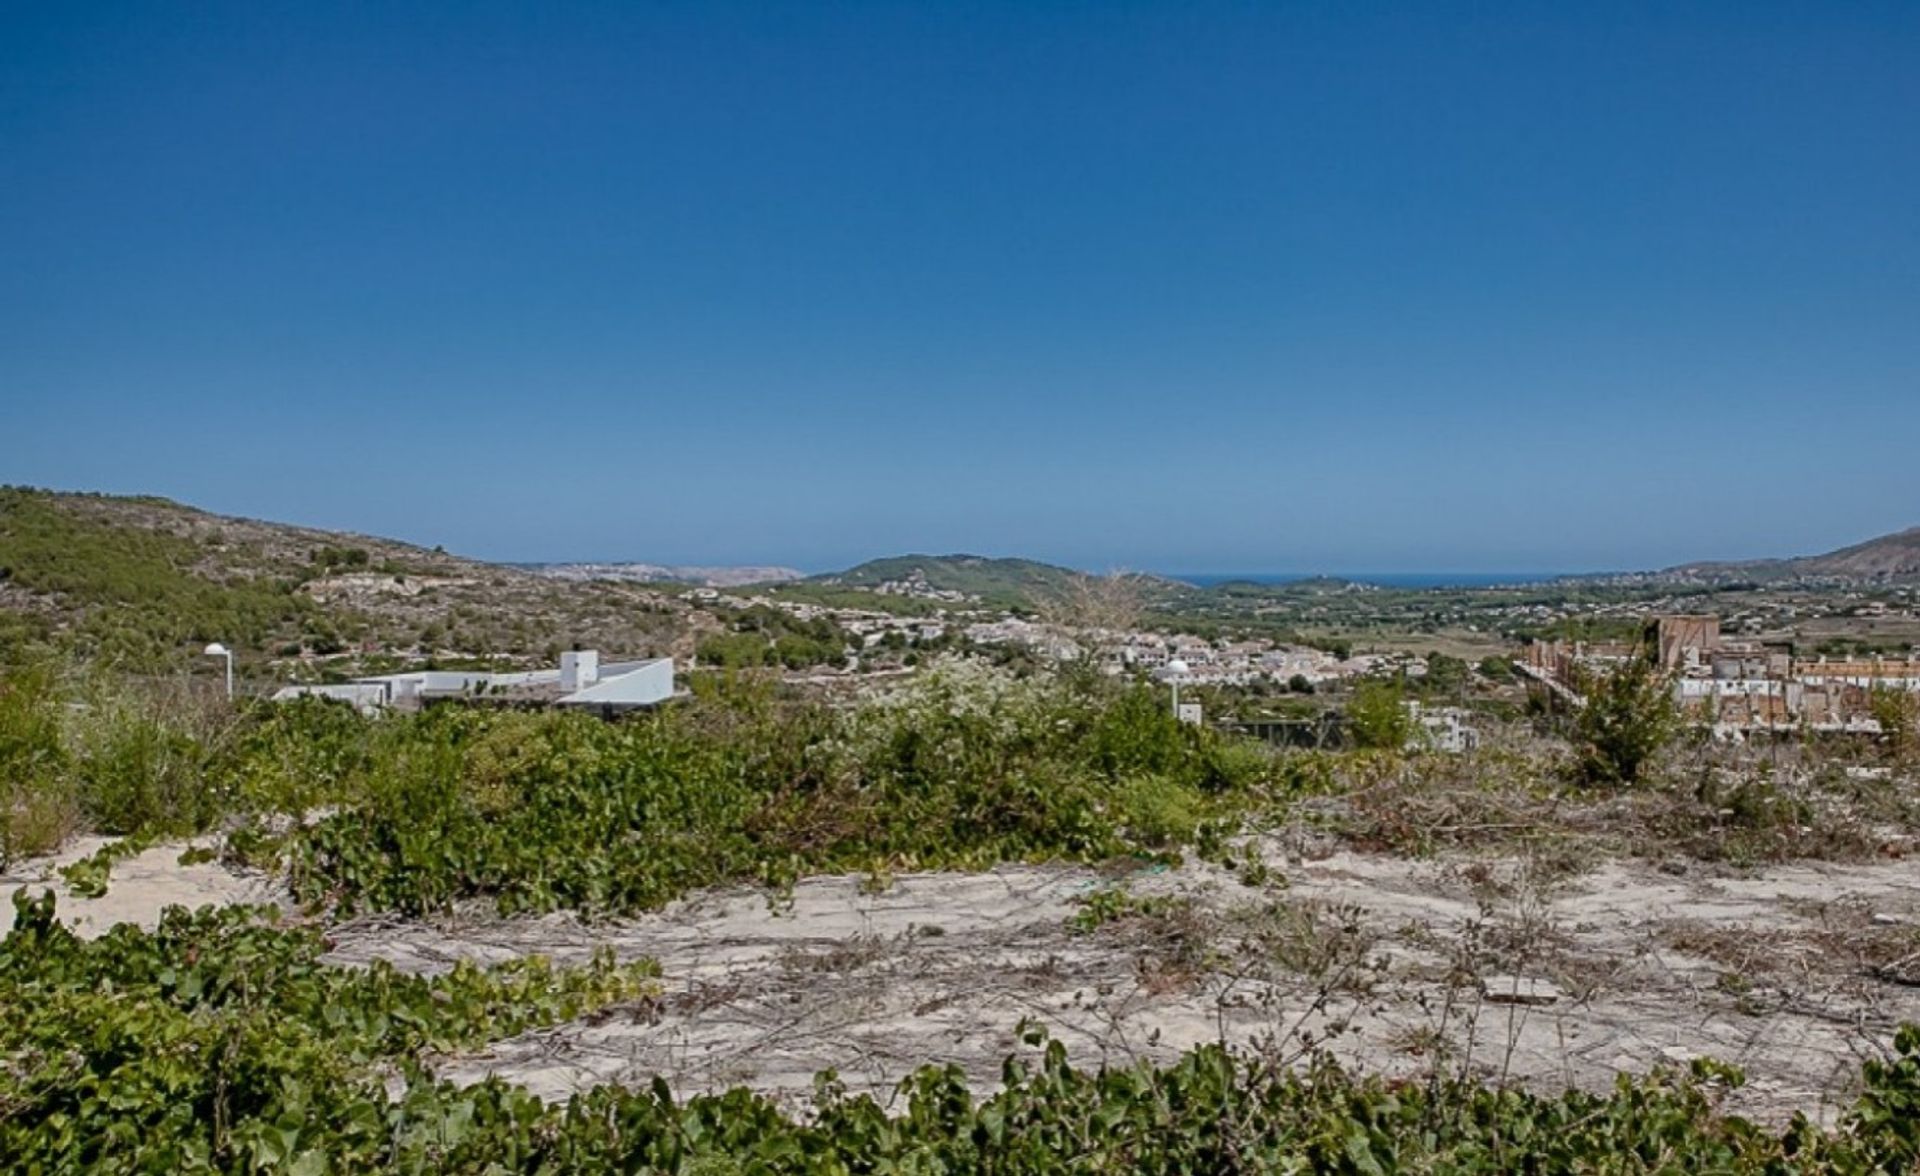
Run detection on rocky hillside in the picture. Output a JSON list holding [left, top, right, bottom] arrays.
[[1665, 524, 1920, 583], [0, 488, 702, 673], [1795, 526, 1920, 579]]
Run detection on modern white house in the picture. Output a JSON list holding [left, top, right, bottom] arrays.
[[551, 657, 676, 714], [272, 653, 675, 715]]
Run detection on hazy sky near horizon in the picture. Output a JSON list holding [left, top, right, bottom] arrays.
[[4, 3, 1916, 573]]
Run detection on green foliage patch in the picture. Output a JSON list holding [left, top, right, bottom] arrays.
[[0, 891, 657, 1172], [278, 662, 1274, 916], [694, 604, 852, 670], [0, 661, 245, 864]]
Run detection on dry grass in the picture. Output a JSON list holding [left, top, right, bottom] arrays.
[[1661, 903, 1920, 994], [777, 935, 892, 975], [1296, 721, 1920, 870]]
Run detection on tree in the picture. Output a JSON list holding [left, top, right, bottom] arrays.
[[1347, 678, 1411, 750], [1571, 656, 1675, 787], [1035, 569, 1146, 636], [1421, 652, 1469, 699], [1870, 686, 1917, 759]]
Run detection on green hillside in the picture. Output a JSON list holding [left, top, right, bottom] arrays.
[[814, 553, 1087, 608], [0, 488, 320, 668], [0, 487, 689, 673]]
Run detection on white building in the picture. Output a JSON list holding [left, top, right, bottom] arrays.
[[273, 653, 675, 715]]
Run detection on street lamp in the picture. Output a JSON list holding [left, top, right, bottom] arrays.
[[203, 642, 234, 700], [1164, 658, 1189, 717]]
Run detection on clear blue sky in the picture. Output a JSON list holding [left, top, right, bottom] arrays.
[[4, 2, 1915, 573]]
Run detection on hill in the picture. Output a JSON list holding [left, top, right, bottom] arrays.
[[0, 487, 696, 672], [1794, 526, 1920, 579], [1664, 524, 1920, 583], [813, 554, 1088, 608]]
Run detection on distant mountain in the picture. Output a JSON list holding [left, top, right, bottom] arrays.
[[1664, 525, 1920, 583], [814, 554, 1086, 606], [1796, 526, 1920, 579], [524, 563, 803, 588]]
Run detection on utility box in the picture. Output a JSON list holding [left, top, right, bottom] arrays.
[[560, 650, 600, 692]]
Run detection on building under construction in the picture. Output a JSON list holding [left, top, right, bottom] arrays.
[[1521, 615, 1920, 737]]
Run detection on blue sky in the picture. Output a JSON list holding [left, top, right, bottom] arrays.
[[3, 2, 1915, 573]]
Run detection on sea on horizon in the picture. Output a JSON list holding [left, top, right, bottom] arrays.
[[1168, 571, 1566, 590]]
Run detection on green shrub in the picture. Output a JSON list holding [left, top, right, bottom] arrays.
[[219, 695, 378, 817], [1201, 737, 1274, 793], [10, 655, 1276, 914], [1853, 1023, 1920, 1165], [694, 603, 852, 670], [68, 685, 224, 836], [0, 661, 75, 864], [1571, 656, 1676, 787], [1347, 678, 1411, 750], [1870, 685, 1917, 759], [0, 662, 65, 766]]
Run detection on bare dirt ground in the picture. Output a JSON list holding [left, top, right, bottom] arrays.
[[324, 845, 1920, 1125], [9, 836, 1919, 1124], [0, 835, 285, 936]]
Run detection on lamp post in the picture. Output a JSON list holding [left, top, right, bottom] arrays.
[[203, 642, 234, 700], [1165, 658, 1189, 717]]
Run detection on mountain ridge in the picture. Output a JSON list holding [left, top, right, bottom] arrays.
[[1663, 525, 1920, 582]]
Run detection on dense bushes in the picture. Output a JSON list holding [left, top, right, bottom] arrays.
[[284, 661, 1275, 916], [4, 657, 1284, 913], [13, 653, 1920, 1168], [68, 684, 230, 835], [0, 660, 74, 863], [1871, 685, 1918, 759], [6, 891, 1920, 1171], [0, 666, 242, 865], [0, 892, 656, 1172]]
